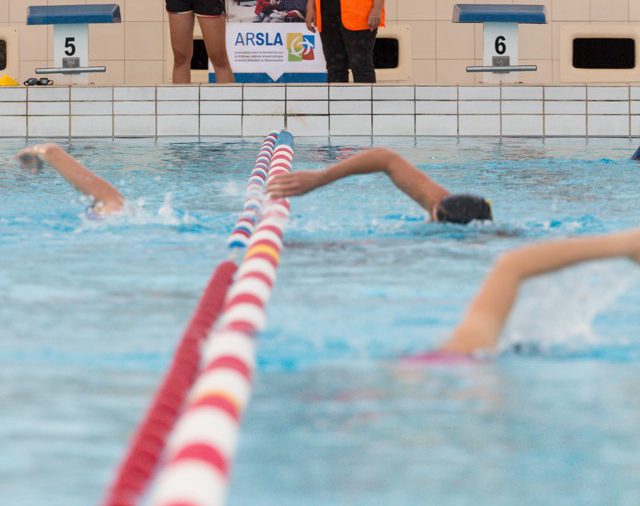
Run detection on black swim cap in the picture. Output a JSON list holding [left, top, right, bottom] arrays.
[[436, 194, 493, 224]]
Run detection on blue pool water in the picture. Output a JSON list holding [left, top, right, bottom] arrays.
[[2, 137, 640, 505]]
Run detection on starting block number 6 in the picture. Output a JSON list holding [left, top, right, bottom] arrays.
[[483, 22, 519, 66]]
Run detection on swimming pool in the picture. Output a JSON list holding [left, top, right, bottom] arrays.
[[2, 137, 640, 505]]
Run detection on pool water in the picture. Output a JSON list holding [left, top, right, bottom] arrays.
[[2, 137, 640, 505]]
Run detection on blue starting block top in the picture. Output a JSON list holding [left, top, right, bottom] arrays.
[[453, 4, 547, 24], [27, 4, 121, 25]]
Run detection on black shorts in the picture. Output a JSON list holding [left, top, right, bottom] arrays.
[[166, 0, 225, 16]]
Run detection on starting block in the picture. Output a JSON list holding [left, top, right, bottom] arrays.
[[27, 4, 121, 84], [453, 4, 547, 82]]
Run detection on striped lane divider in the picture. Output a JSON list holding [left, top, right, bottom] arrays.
[[149, 132, 294, 506]]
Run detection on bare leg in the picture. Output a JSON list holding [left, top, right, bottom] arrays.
[[197, 15, 234, 83], [169, 12, 196, 84]]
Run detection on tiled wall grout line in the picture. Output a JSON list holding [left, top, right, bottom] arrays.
[[584, 85, 588, 140], [456, 85, 459, 137], [629, 85, 632, 140], [543, 87, 550, 137], [499, 83, 502, 139]]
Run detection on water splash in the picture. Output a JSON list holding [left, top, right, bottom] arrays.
[[500, 259, 639, 354]]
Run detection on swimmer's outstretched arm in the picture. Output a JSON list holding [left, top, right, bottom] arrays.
[[268, 147, 450, 215], [440, 229, 640, 355], [16, 143, 124, 214]]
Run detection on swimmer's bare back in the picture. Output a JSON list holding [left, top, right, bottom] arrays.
[[16, 143, 124, 215]]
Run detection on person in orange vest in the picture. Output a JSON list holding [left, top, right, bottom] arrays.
[[306, 0, 384, 82]]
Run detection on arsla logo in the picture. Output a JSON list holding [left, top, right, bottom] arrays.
[[287, 33, 315, 62]]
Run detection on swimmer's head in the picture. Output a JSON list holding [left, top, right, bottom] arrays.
[[435, 194, 493, 224]]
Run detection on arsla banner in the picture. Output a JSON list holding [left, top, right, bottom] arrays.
[[211, 1, 327, 83]]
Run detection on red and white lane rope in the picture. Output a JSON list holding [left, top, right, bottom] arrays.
[[227, 131, 278, 249], [102, 132, 292, 506], [149, 134, 294, 506]]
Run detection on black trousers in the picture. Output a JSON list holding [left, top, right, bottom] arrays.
[[319, 0, 377, 83]]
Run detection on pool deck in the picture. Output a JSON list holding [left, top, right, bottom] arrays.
[[0, 84, 638, 138]]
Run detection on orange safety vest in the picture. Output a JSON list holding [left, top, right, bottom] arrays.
[[314, 0, 385, 32]]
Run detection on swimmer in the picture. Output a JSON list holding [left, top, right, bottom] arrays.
[[439, 228, 640, 355], [16, 143, 124, 215], [267, 147, 492, 224]]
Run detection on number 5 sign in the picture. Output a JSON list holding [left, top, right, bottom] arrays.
[[483, 22, 519, 82], [53, 25, 89, 82]]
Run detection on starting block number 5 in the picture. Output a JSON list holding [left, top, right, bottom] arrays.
[[53, 24, 88, 70]]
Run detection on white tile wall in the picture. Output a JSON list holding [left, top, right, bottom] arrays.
[[287, 101, 328, 115], [157, 115, 199, 136], [545, 87, 587, 100], [416, 115, 457, 136], [244, 101, 286, 115], [329, 86, 371, 100], [329, 101, 371, 114], [501, 101, 543, 114], [501, 87, 543, 100], [28, 102, 69, 115], [415, 87, 457, 100], [587, 87, 629, 101], [157, 86, 199, 101], [201, 86, 243, 100], [0, 102, 27, 115], [416, 101, 457, 114], [330, 115, 372, 136], [28, 116, 69, 137], [587, 116, 629, 137], [287, 86, 328, 100], [502, 115, 543, 136], [157, 101, 199, 115], [459, 115, 500, 136], [459, 101, 500, 114], [0, 116, 27, 136], [373, 101, 414, 114], [286, 116, 330, 137], [114, 87, 156, 101], [0, 85, 638, 138], [545, 101, 586, 114], [114, 115, 156, 136], [459, 87, 500, 100], [587, 102, 628, 115], [242, 115, 285, 136], [545, 115, 586, 136], [200, 115, 242, 136], [200, 101, 242, 115], [373, 115, 414, 136], [27, 87, 70, 102], [114, 101, 155, 115], [71, 87, 112, 101], [71, 116, 113, 137], [0, 88, 27, 101], [70, 102, 112, 115], [244, 86, 285, 101], [372, 86, 414, 100]]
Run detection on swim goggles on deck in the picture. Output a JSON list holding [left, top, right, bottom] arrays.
[[23, 77, 54, 86]]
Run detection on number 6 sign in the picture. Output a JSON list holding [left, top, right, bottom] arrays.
[[483, 22, 518, 82]]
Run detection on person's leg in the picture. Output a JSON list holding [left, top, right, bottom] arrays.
[[340, 27, 377, 83], [197, 15, 234, 83], [168, 12, 196, 83], [319, 0, 349, 82]]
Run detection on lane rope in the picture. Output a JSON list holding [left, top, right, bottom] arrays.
[[102, 131, 290, 506], [149, 132, 294, 506]]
